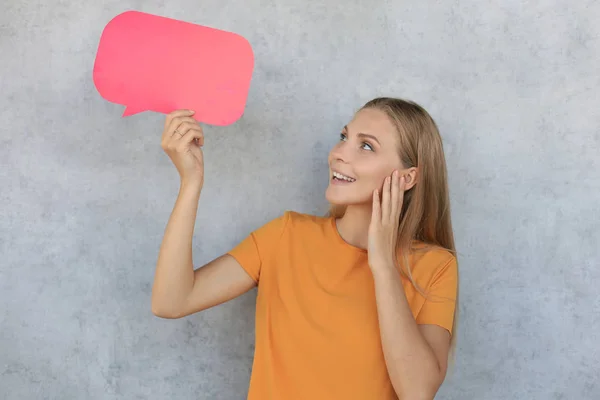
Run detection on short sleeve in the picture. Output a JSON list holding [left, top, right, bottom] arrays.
[[415, 256, 458, 335], [227, 211, 290, 283]]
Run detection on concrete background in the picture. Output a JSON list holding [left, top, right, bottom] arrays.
[[1, 0, 599, 399]]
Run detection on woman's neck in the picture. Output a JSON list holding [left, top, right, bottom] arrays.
[[334, 204, 373, 250]]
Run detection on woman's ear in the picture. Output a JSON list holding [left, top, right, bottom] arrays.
[[403, 167, 418, 190]]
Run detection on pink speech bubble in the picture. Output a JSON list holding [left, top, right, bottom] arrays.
[[93, 11, 254, 126]]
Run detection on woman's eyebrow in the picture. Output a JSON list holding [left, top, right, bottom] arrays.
[[344, 125, 380, 145]]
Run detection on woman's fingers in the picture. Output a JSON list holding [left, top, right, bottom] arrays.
[[382, 175, 391, 222], [390, 171, 399, 220], [162, 122, 204, 150], [397, 176, 405, 219], [177, 127, 204, 147], [165, 126, 204, 152], [372, 189, 381, 222], [173, 124, 204, 146], [172, 121, 202, 138], [167, 117, 199, 137], [164, 109, 195, 130]]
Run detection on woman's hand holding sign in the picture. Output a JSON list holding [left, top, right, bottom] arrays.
[[161, 110, 205, 188]]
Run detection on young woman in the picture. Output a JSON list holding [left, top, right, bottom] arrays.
[[151, 97, 459, 400]]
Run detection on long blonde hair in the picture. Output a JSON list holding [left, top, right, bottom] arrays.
[[326, 97, 460, 366]]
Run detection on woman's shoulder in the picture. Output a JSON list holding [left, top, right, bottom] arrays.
[[281, 210, 332, 230], [252, 210, 329, 238], [408, 241, 457, 280], [411, 241, 455, 259]]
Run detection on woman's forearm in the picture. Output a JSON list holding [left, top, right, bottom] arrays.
[[151, 182, 202, 317], [372, 265, 441, 399]]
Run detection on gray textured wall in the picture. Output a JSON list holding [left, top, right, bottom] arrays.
[[1, 0, 599, 399]]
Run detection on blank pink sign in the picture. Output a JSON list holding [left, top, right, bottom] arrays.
[[93, 11, 254, 125]]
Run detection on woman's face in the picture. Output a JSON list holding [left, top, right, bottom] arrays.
[[326, 107, 404, 206]]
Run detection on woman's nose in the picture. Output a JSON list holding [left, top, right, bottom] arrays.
[[331, 142, 350, 163]]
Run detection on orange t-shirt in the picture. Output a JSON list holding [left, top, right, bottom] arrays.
[[228, 211, 457, 400]]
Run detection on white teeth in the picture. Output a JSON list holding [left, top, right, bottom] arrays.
[[333, 171, 356, 182]]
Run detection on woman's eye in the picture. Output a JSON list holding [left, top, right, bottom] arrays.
[[339, 133, 373, 151]]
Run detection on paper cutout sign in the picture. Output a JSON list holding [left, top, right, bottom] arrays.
[[93, 11, 254, 125]]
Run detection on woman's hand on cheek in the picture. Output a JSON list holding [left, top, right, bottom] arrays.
[[367, 170, 406, 272]]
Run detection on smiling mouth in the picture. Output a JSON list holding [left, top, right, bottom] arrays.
[[332, 171, 356, 183]]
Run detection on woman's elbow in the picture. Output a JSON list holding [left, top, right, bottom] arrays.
[[151, 298, 184, 319]]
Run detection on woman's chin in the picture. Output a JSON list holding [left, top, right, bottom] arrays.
[[325, 187, 344, 205]]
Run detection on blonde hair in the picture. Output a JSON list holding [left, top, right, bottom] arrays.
[[326, 97, 460, 368]]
